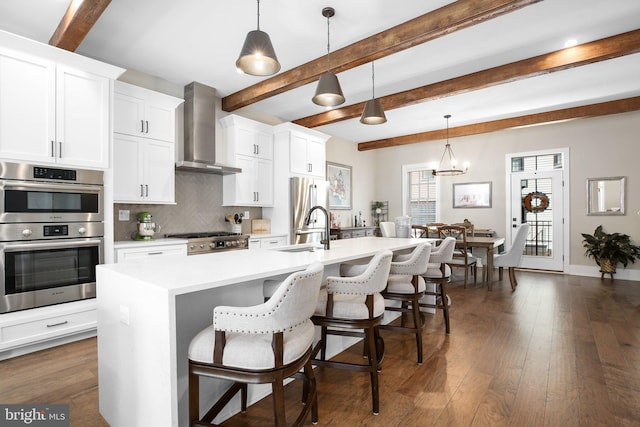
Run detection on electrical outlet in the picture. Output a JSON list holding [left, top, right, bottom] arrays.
[[243, 211, 250, 219], [118, 210, 130, 221]]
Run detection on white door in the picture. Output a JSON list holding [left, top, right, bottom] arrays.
[[143, 140, 175, 203], [510, 170, 564, 271]]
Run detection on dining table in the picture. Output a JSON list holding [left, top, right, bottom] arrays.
[[462, 236, 506, 290]]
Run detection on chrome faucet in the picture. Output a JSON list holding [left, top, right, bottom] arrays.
[[304, 205, 330, 250]]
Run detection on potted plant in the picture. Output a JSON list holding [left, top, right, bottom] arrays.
[[581, 225, 640, 278]]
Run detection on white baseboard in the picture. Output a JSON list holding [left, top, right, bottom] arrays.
[[566, 264, 640, 281]]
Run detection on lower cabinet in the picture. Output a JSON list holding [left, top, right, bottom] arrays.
[[248, 235, 287, 249], [0, 299, 97, 360]]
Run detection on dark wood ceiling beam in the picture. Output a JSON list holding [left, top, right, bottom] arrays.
[[49, 0, 111, 51], [296, 29, 640, 128], [357, 96, 640, 151], [222, 0, 541, 111]]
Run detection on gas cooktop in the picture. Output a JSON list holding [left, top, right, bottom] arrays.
[[165, 231, 249, 255]]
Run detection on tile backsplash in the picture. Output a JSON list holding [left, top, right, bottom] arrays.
[[113, 170, 262, 241]]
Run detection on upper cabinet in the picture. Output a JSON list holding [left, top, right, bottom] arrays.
[[113, 82, 183, 204], [0, 31, 124, 169], [114, 81, 183, 143], [220, 115, 274, 207], [274, 123, 330, 179], [0, 49, 111, 168]]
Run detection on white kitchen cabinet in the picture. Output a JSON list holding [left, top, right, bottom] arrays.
[[114, 241, 187, 263], [0, 299, 97, 360], [0, 48, 110, 168], [289, 131, 326, 178], [113, 134, 175, 203], [248, 234, 287, 249], [114, 81, 183, 143], [221, 114, 274, 207]]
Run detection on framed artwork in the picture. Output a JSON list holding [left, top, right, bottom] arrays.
[[453, 181, 492, 208], [326, 162, 352, 210]]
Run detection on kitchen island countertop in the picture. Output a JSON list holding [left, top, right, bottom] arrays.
[[97, 236, 431, 427]]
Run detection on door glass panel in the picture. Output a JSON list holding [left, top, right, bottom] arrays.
[[519, 177, 553, 258]]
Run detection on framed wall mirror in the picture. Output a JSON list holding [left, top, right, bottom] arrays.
[[586, 176, 626, 215]]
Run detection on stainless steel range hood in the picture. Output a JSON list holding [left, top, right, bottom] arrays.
[[175, 82, 241, 174]]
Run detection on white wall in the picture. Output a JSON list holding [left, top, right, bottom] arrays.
[[372, 111, 640, 272]]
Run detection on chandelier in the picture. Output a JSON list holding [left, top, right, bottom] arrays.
[[432, 114, 469, 176]]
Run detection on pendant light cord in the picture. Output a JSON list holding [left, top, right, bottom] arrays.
[[326, 12, 331, 71], [256, 0, 261, 30], [371, 62, 376, 98]]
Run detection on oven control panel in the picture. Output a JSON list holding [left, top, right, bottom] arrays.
[[0, 222, 104, 241], [33, 166, 77, 181]]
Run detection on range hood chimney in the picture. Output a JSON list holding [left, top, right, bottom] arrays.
[[176, 82, 241, 174]]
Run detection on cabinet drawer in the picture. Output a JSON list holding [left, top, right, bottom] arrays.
[[261, 237, 287, 248], [0, 308, 96, 348], [116, 244, 187, 263]]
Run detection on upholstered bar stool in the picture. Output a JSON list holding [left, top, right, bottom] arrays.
[[311, 250, 392, 415], [378, 242, 432, 364], [188, 262, 324, 427], [420, 237, 456, 333]]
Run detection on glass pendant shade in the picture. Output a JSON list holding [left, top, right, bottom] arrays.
[[236, 0, 280, 76], [236, 30, 281, 76], [360, 98, 387, 124], [312, 72, 345, 106]]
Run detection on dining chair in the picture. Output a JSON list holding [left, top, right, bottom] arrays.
[[452, 222, 475, 237], [493, 223, 531, 290], [437, 225, 479, 288], [425, 222, 447, 238], [188, 262, 324, 427]]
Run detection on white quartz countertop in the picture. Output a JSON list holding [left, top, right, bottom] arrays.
[[113, 238, 188, 249], [98, 237, 431, 296]]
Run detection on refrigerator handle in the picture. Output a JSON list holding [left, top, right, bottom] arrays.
[[308, 184, 316, 224]]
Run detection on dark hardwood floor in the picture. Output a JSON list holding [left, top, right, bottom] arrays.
[[1, 271, 639, 426]]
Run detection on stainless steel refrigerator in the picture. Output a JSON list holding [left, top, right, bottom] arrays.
[[291, 176, 329, 245]]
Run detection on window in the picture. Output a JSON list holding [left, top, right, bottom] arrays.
[[511, 152, 564, 172], [402, 164, 437, 225]]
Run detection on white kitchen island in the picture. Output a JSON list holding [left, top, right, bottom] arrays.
[[97, 237, 431, 427]]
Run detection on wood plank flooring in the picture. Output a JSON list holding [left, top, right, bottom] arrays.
[[1, 271, 639, 426]]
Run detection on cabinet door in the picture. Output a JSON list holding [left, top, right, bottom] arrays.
[[0, 49, 56, 164], [233, 125, 258, 158], [55, 66, 110, 168], [232, 155, 257, 205], [114, 92, 145, 136], [289, 132, 309, 175], [306, 138, 326, 178], [144, 102, 176, 142], [255, 158, 273, 206], [143, 140, 175, 203], [113, 134, 143, 202], [255, 130, 273, 160]]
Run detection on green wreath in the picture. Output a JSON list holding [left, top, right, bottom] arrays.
[[523, 191, 549, 213]]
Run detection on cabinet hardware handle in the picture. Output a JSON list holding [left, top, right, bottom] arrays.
[[145, 120, 149, 134], [145, 184, 149, 197], [140, 184, 144, 197], [256, 144, 259, 155], [50, 140, 55, 157], [148, 252, 163, 255], [141, 120, 145, 133], [47, 320, 68, 328], [58, 142, 62, 158], [256, 191, 259, 202]]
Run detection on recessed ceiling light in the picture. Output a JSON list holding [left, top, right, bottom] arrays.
[[564, 39, 578, 48]]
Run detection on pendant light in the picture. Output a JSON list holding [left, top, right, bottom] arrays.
[[360, 61, 387, 124], [432, 115, 469, 176], [236, 0, 281, 76], [312, 7, 345, 107]]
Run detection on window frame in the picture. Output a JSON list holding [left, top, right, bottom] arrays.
[[401, 163, 440, 224]]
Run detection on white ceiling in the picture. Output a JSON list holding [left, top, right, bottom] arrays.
[[1, 0, 639, 144]]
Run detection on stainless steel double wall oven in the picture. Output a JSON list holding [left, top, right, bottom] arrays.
[[0, 162, 104, 313]]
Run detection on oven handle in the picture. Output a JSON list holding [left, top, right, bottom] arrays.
[[0, 180, 103, 194], [0, 238, 103, 252]]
